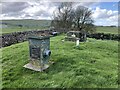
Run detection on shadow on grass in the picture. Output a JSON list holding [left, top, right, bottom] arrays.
[[20, 56, 76, 75]]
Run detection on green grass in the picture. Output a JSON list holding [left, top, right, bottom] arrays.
[[1, 35, 118, 88], [1, 19, 51, 34], [96, 26, 118, 34], [1, 27, 48, 35]]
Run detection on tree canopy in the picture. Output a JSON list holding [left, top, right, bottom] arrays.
[[51, 2, 96, 33]]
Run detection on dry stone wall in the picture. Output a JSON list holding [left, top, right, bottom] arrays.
[[87, 33, 120, 41], [0, 29, 119, 48], [1, 30, 52, 48]]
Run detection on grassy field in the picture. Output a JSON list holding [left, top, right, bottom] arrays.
[[1, 20, 118, 34], [1, 27, 49, 35], [96, 26, 118, 34], [1, 19, 51, 34], [1, 35, 118, 88]]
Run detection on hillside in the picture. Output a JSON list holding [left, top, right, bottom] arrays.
[[1, 19, 51, 34], [96, 26, 118, 34], [2, 35, 118, 88]]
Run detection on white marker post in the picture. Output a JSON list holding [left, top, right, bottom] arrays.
[[76, 38, 80, 46]]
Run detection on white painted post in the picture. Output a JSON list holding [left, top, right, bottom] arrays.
[[76, 38, 79, 46]]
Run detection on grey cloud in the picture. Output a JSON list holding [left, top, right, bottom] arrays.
[[23, 2, 59, 18], [34, 10, 51, 17], [24, 14, 32, 17], [2, 2, 29, 14], [4, 12, 23, 17], [73, 2, 99, 9]]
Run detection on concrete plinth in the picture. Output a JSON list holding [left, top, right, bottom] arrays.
[[23, 63, 49, 72], [23, 60, 54, 72]]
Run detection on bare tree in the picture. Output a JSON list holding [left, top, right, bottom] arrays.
[[73, 6, 94, 30], [51, 2, 74, 29], [51, 3, 96, 33]]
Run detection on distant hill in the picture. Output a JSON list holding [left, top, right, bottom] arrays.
[[1, 19, 51, 34], [1, 19, 51, 29]]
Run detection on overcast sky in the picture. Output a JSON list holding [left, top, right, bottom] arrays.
[[0, 0, 119, 26]]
